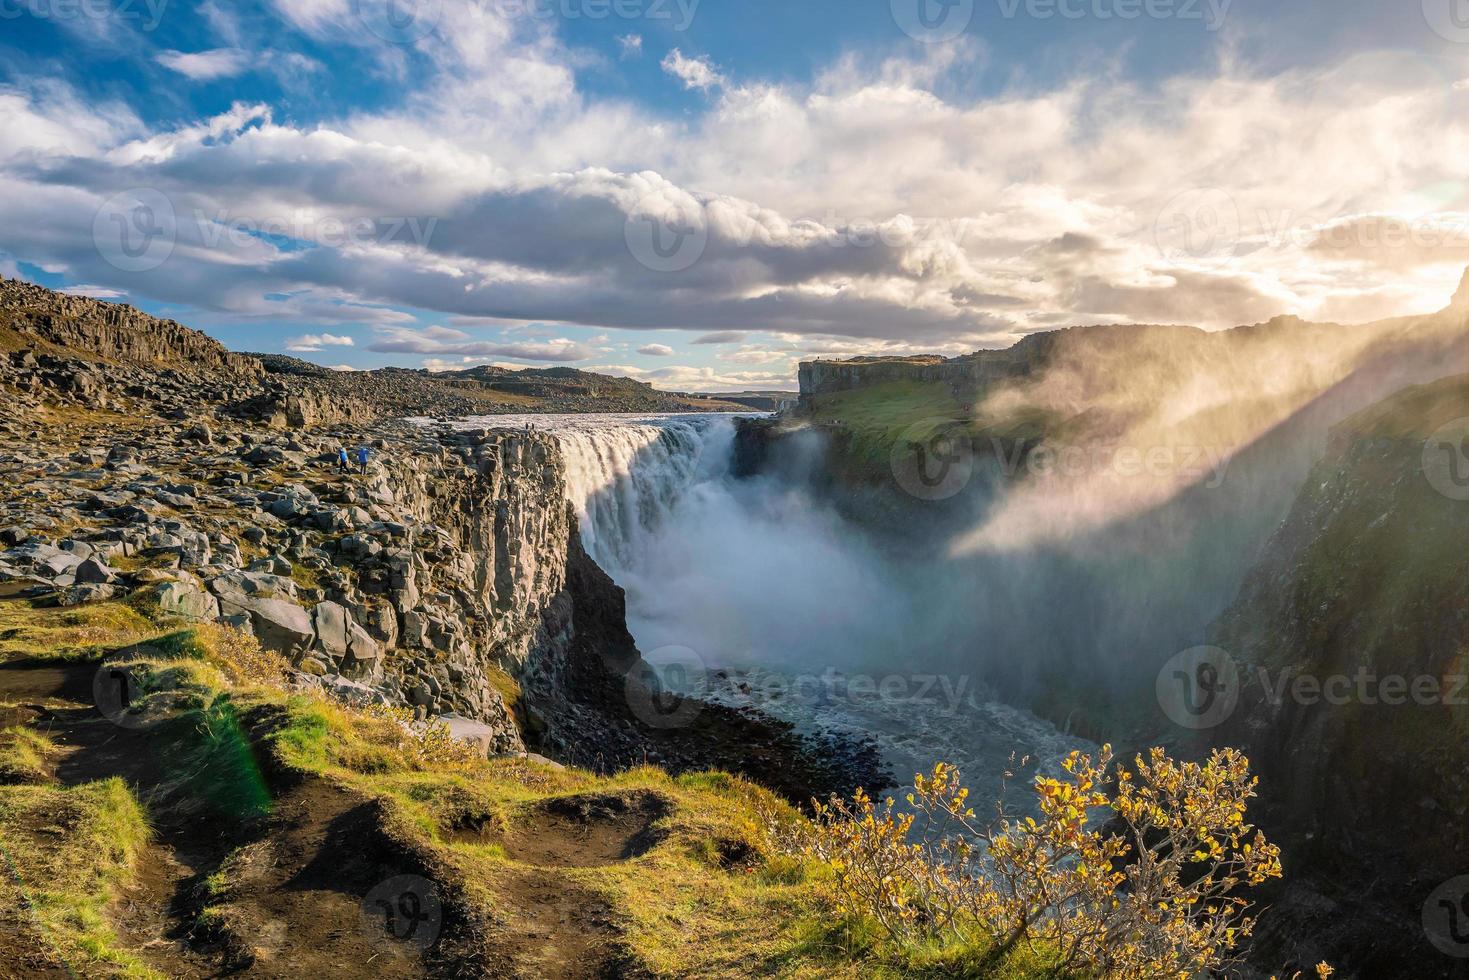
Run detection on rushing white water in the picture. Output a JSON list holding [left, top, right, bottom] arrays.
[[453, 412, 1095, 802]]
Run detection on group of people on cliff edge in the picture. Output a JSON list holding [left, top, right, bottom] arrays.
[[334, 445, 371, 475]]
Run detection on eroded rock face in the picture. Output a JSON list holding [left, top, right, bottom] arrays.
[[0, 277, 262, 380]]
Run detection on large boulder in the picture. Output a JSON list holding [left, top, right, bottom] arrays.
[[312, 601, 350, 661], [215, 594, 315, 660], [155, 581, 220, 621], [73, 557, 118, 585], [437, 714, 520, 757], [210, 569, 297, 602]]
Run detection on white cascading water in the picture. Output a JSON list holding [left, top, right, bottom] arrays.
[[456, 412, 1094, 800]]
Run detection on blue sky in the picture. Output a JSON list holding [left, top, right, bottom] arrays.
[[1, 0, 1467, 389]]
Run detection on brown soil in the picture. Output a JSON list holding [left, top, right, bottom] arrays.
[[0, 659, 444, 978], [454, 791, 670, 869], [483, 872, 625, 980], [449, 791, 670, 979]]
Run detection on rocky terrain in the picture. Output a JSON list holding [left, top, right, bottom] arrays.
[[0, 278, 882, 801]]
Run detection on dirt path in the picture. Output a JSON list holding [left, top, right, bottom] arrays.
[[452, 792, 670, 979], [0, 659, 435, 979]]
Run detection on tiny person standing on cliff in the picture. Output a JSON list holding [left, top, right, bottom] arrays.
[[356, 445, 370, 474], [336, 447, 349, 472]]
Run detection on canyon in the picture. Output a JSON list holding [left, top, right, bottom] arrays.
[[3, 272, 1469, 975]]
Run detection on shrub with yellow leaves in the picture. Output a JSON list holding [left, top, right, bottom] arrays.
[[774, 745, 1287, 978]]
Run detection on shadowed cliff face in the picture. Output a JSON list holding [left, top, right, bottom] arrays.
[[1204, 374, 1469, 978]]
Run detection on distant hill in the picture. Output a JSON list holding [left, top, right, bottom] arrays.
[[0, 277, 755, 418], [0, 278, 261, 379]]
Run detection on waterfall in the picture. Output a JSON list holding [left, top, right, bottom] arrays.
[[551, 414, 732, 574], [448, 411, 1095, 801]]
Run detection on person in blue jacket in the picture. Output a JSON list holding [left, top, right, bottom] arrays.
[[356, 445, 370, 474], [336, 447, 349, 471]]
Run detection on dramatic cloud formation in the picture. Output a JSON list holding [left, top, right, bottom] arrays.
[[367, 327, 594, 362], [0, 3, 1466, 387]]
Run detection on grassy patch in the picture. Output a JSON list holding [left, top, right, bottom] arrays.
[[0, 601, 156, 663], [0, 727, 56, 785], [808, 381, 968, 478], [0, 777, 159, 978], [288, 563, 322, 596], [0, 600, 1069, 978]]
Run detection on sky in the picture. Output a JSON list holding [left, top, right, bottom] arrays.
[[1, 0, 1467, 391]]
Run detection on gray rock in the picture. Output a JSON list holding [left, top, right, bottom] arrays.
[[438, 714, 500, 757], [73, 557, 118, 584], [156, 581, 220, 621], [210, 569, 298, 602], [312, 601, 350, 660], [215, 593, 315, 659], [40, 552, 83, 578], [298, 656, 330, 677]]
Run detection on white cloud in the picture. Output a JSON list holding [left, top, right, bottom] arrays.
[[56, 284, 126, 298], [369, 326, 593, 362], [285, 333, 356, 352], [590, 363, 798, 392], [2, 17, 1468, 389], [638, 343, 675, 356], [618, 34, 643, 59], [155, 48, 251, 81], [661, 49, 724, 91]]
